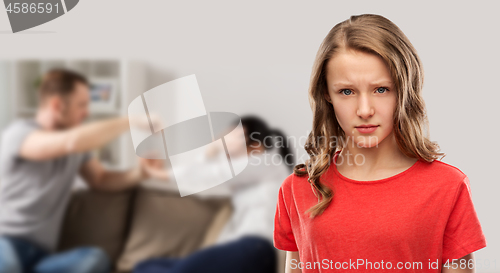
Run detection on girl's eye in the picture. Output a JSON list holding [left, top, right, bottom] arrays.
[[376, 87, 389, 94], [338, 87, 389, 96], [339, 89, 353, 95]]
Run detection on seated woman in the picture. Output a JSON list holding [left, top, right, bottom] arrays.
[[134, 115, 294, 273]]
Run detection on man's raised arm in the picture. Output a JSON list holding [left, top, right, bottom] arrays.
[[20, 117, 130, 161]]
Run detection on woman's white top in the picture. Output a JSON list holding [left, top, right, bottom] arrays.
[[171, 146, 291, 245], [214, 147, 290, 245]]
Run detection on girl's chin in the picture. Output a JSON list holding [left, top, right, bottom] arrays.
[[353, 135, 381, 148]]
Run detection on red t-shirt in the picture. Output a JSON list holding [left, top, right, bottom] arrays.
[[274, 150, 487, 272]]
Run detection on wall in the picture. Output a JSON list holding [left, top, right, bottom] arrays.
[[0, 1, 498, 270]]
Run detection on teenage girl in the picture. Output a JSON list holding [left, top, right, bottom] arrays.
[[273, 14, 487, 273]]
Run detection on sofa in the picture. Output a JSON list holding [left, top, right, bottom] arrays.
[[56, 184, 287, 273]]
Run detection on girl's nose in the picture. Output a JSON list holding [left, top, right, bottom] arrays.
[[356, 94, 375, 119]]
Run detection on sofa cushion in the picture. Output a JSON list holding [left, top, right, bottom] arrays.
[[116, 187, 230, 272], [57, 188, 134, 263]]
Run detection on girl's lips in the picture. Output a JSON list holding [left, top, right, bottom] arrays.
[[356, 126, 378, 134]]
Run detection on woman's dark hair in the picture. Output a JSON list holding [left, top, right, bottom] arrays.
[[236, 115, 295, 173]]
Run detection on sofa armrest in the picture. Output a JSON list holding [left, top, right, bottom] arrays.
[[198, 202, 232, 249]]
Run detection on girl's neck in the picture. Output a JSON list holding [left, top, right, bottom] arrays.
[[336, 131, 413, 173]]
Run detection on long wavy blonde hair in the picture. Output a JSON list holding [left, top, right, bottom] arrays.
[[294, 14, 445, 218]]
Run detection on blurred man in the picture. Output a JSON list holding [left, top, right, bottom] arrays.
[[0, 68, 161, 273]]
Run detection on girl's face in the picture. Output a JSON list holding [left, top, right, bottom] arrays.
[[324, 49, 397, 148]]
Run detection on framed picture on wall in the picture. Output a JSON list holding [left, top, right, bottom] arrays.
[[88, 77, 118, 113]]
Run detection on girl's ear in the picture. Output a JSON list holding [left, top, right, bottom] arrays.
[[324, 92, 332, 104]]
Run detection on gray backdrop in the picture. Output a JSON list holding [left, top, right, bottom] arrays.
[[0, 1, 498, 271]]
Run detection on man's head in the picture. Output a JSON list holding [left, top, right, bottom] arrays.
[[38, 68, 90, 129]]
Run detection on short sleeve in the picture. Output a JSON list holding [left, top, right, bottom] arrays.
[[442, 175, 487, 263], [273, 177, 299, 251], [1, 120, 38, 159]]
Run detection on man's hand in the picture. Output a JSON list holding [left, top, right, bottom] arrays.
[[139, 158, 170, 181]]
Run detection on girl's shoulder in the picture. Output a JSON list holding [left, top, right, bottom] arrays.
[[420, 158, 467, 179], [278, 159, 470, 200], [278, 166, 312, 196], [416, 158, 469, 192]]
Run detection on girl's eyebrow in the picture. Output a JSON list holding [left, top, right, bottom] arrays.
[[332, 80, 393, 88]]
